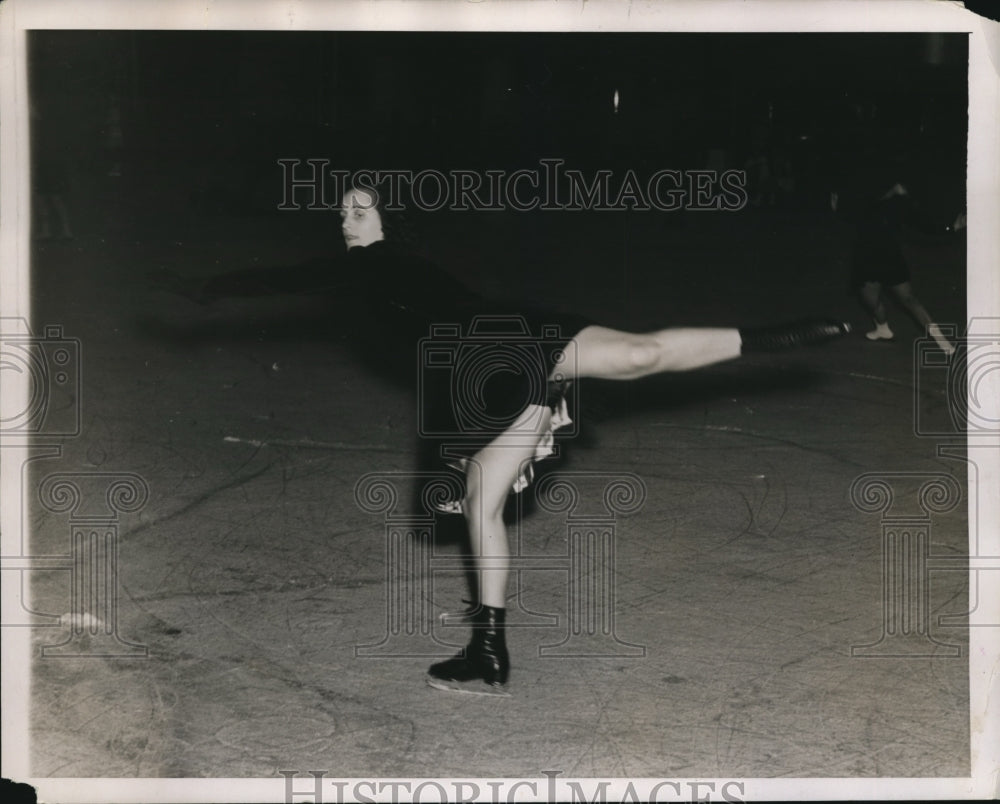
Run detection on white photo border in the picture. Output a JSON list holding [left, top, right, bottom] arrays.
[[1, 1, 997, 802]]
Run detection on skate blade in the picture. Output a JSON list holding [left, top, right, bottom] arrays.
[[425, 676, 511, 697]]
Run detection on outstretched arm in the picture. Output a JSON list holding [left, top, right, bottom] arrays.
[[197, 256, 344, 303], [152, 256, 349, 305]]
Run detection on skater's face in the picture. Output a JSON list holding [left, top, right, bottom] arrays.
[[340, 189, 384, 249]]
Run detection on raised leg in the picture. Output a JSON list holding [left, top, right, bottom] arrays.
[[562, 319, 847, 380], [564, 325, 743, 380]]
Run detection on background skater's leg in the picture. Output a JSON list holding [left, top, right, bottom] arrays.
[[859, 281, 894, 341], [890, 281, 955, 354]]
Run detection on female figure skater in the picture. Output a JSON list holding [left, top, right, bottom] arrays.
[[830, 156, 958, 355], [338, 182, 849, 695], [171, 180, 850, 695]]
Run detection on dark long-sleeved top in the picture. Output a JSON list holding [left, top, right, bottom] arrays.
[[202, 240, 590, 446]]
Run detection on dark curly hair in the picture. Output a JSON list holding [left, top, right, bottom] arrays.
[[343, 172, 415, 249]]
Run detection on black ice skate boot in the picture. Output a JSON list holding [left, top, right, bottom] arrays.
[[739, 318, 851, 353], [426, 605, 510, 696]]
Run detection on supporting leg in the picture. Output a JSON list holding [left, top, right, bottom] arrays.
[[427, 406, 551, 692]]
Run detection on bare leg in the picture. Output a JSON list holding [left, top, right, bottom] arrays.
[[427, 406, 550, 691], [889, 281, 932, 329], [859, 281, 888, 324], [564, 325, 743, 380], [460, 320, 814, 599], [858, 281, 894, 340], [891, 281, 955, 354], [427, 317, 849, 690], [463, 405, 553, 608]]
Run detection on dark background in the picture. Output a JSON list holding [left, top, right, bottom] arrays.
[[29, 31, 968, 217], [23, 31, 974, 780]]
